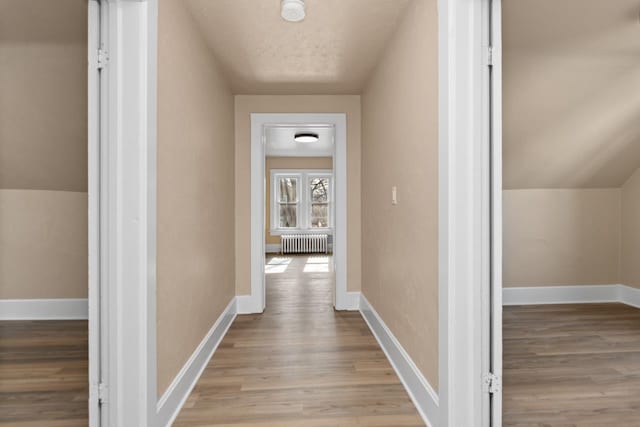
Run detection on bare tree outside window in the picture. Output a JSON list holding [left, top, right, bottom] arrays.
[[278, 178, 298, 227], [310, 177, 329, 228]]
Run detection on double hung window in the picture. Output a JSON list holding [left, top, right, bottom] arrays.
[[271, 170, 332, 233]]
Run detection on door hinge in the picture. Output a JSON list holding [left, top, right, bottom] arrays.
[[98, 383, 108, 405], [487, 46, 494, 67], [483, 373, 501, 394], [97, 49, 109, 70]]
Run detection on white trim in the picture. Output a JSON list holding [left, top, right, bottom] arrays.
[[265, 243, 334, 254], [270, 169, 334, 233], [360, 295, 439, 427], [265, 243, 281, 254], [619, 285, 640, 309], [438, 0, 489, 425], [0, 299, 89, 320], [488, 0, 504, 425], [343, 292, 361, 311], [156, 298, 237, 427], [236, 294, 263, 315], [87, 1, 102, 425], [503, 284, 640, 308], [99, 1, 158, 425], [251, 114, 349, 313]]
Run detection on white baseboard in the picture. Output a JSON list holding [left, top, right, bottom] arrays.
[[0, 298, 88, 320], [265, 243, 280, 254], [156, 298, 237, 427], [264, 243, 334, 254], [503, 284, 640, 308], [340, 291, 361, 311], [236, 294, 263, 314], [359, 295, 438, 427], [618, 285, 640, 309]]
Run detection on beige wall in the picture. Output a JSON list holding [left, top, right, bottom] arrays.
[[157, 0, 235, 396], [621, 168, 640, 289], [265, 157, 333, 245], [235, 95, 362, 294], [0, 2, 88, 300], [0, 190, 88, 299], [0, 39, 87, 192], [503, 189, 621, 287], [361, 0, 439, 390]]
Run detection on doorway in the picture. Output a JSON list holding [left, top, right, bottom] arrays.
[[0, 1, 103, 425], [245, 113, 354, 313], [493, 0, 640, 425]]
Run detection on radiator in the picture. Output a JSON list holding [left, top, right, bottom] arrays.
[[281, 234, 328, 254]]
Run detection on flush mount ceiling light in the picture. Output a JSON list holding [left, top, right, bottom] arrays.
[[294, 132, 319, 143], [281, 0, 306, 22]]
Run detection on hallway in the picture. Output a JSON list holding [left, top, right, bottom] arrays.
[[173, 255, 423, 426]]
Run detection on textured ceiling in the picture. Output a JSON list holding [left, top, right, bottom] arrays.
[[185, 0, 411, 94], [0, 0, 87, 43], [503, 0, 640, 189], [266, 126, 334, 157]]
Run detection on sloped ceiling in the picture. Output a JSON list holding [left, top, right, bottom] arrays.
[[503, 0, 640, 189], [184, 0, 411, 94]]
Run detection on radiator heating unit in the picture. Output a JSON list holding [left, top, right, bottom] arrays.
[[281, 234, 328, 254]]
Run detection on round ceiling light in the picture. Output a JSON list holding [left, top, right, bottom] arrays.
[[281, 0, 306, 23], [294, 132, 319, 143]]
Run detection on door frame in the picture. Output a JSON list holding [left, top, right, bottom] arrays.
[[91, 0, 159, 425], [488, 0, 504, 425], [88, 0, 502, 424], [244, 113, 355, 313], [437, 0, 498, 425], [87, 0, 102, 424]]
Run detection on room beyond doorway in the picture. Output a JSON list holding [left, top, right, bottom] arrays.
[[243, 113, 357, 314]]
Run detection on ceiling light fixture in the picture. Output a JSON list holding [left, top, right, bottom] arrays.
[[294, 132, 319, 143], [281, 0, 306, 23]]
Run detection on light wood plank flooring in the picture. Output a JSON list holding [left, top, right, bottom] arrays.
[[174, 255, 424, 426], [504, 303, 640, 426], [0, 320, 88, 426]]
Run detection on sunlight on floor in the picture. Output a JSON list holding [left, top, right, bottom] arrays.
[[265, 257, 292, 274], [303, 256, 331, 273]]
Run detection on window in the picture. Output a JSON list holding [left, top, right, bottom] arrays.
[[271, 170, 333, 233], [309, 177, 330, 228], [277, 176, 299, 228]]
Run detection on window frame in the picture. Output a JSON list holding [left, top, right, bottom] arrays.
[[274, 173, 301, 229], [270, 169, 334, 235], [308, 173, 332, 229]]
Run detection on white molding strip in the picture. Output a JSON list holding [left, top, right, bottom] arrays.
[[360, 295, 439, 427], [156, 298, 237, 427], [343, 291, 361, 311], [503, 284, 640, 308], [265, 244, 280, 254], [236, 294, 263, 314], [0, 299, 88, 320], [618, 285, 640, 309], [265, 243, 335, 254]]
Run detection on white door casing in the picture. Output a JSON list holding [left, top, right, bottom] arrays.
[[247, 113, 353, 313]]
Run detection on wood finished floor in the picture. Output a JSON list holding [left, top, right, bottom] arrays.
[[0, 320, 88, 426], [503, 303, 640, 427], [174, 254, 424, 427]]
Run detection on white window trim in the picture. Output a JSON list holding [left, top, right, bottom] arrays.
[[270, 169, 334, 235]]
